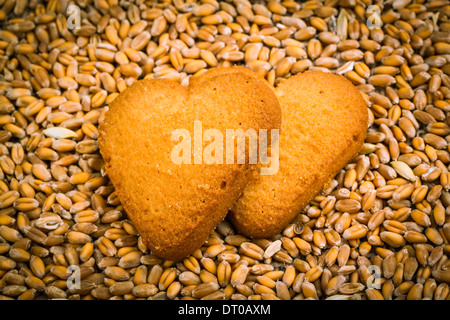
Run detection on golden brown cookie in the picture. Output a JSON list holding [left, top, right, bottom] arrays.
[[98, 71, 281, 260], [228, 71, 369, 238]]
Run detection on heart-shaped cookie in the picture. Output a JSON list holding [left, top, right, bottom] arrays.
[[228, 71, 369, 238], [98, 71, 281, 260]]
